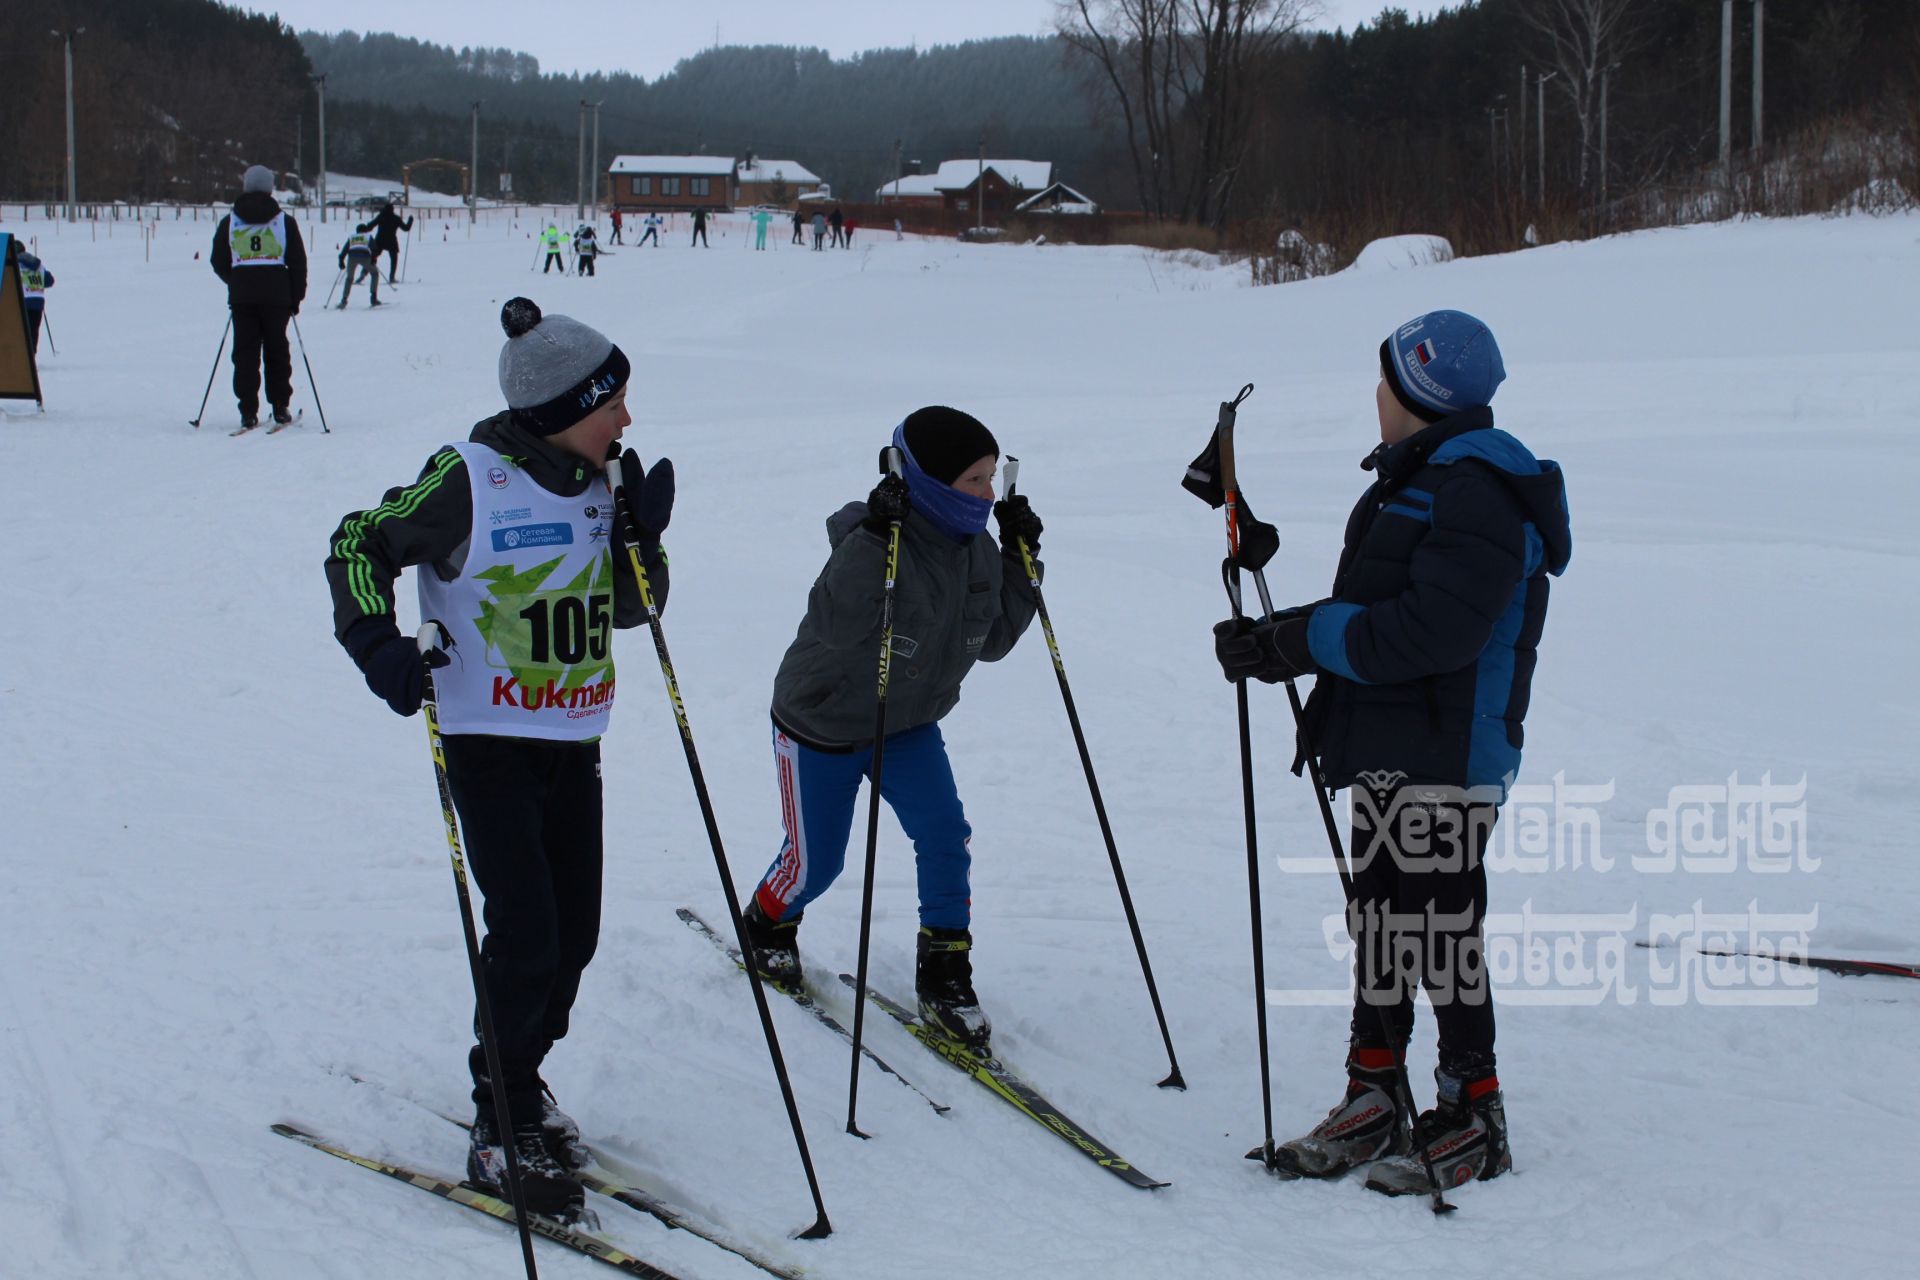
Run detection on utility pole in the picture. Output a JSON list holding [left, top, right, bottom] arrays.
[[1751, 0, 1765, 159], [50, 27, 83, 220], [1600, 62, 1620, 223], [1518, 65, 1528, 201], [589, 100, 603, 221], [1718, 0, 1733, 189], [576, 100, 588, 223], [315, 73, 328, 223], [295, 110, 303, 193], [1537, 70, 1557, 208], [976, 134, 985, 234], [893, 137, 903, 201], [469, 100, 481, 225]]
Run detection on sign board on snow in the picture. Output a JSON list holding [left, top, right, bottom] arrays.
[[0, 234, 44, 406]]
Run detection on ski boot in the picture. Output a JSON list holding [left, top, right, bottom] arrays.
[[1256, 1048, 1409, 1179], [1365, 1069, 1511, 1196], [468, 1108, 584, 1220], [742, 899, 802, 992], [916, 926, 992, 1056], [239, 410, 260, 429], [535, 1077, 589, 1171], [270, 405, 294, 427]]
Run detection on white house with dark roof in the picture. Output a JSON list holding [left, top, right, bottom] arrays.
[[608, 155, 736, 212], [874, 173, 945, 206], [1016, 181, 1099, 216], [736, 157, 824, 207]]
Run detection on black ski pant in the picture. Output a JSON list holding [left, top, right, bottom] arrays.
[[1345, 783, 1498, 1083], [543, 251, 565, 273], [379, 242, 400, 282], [578, 254, 596, 276], [444, 734, 604, 1123], [25, 302, 42, 356], [691, 226, 708, 247], [609, 224, 623, 244], [638, 228, 657, 247], [230, 302, 293, 414]]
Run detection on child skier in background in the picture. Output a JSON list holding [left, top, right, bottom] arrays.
[[741, 407, 1045, 1054], [15, 243, 52, 355], [573, 223, 600, 276], [337, 230, 381, 308], [541, 223, 567, 272], [1213, 309, 1570, 1196], [323, 297, 676, 1217]]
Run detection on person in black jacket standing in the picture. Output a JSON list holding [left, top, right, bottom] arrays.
[[357, 200, 413, 284], [211, 165, 307, 429], [1214, 309, 1571, 1197]]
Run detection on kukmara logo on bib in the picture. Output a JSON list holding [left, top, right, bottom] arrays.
[[487, 466, 511, 490], [492, 523, 575, 551]]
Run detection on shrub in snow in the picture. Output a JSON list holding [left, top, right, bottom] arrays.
[[1349, 234, 1455, 272], [1249, 228, 1336, 285]]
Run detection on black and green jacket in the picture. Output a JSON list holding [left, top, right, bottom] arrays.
[[324, 412, 661, 668]]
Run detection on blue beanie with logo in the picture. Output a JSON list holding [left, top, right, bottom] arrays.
[[1379, 309, 1505, 422]]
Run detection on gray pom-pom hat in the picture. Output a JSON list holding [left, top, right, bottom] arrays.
[[496, 297, 631, 436]]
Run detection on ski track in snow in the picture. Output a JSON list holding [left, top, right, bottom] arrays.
[[1, 205, 1916, 1278]]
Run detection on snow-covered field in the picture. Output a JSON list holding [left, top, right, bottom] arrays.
[[3, 204, 1916, 1279]]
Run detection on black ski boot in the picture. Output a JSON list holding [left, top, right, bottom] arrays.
[[1365, 1069, 1511, 1196], [271, 404, 294, 426], [535, 1077, 588, 1171], [742, 899, 802, 992], [916, 926, 991, 1055], [1260, 1049, 1409, 1179], [468, 1108, 584, 1219], [239, 410, 260, 429]]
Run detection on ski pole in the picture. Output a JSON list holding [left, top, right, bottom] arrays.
[[1003, 457, 1185, 1091], [1184, 385, 1456, 1215], [605, 453, 832, 1241], [416, 622, 542, 1280], [845, 445, 905, 1140], [40, 307, 55, 355], [290, 315, 331, 434], [322, 264, 346, 309], [400, 230, 411, 283], [188, 314, 232, 428]]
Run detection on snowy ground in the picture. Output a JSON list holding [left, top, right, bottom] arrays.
[[3, 204, 1917, 1279]]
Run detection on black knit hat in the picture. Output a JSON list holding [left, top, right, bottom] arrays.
[[901, 406, 998, 485]]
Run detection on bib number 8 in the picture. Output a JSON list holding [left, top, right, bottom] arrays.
[[249, 234, 263, 253]]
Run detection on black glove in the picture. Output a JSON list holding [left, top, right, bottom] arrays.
[[358, 630, 450, 717], [613, 448, 674, 545], [1213, 603, 1322, 685], [863, 473, 911, 533], [993, 494, 1043, 555]]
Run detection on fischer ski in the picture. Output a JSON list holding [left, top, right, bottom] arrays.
[[1635, 939, 1919, 980], [839, 975, 1169, 1191], [270, 1122, 684, 1278], [677, 907, 949, 1114], [267, 409, 305, 435]]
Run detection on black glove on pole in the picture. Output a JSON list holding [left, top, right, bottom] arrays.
[[846, 445, 906, 1138], [415, 622, 541, 1279], [1184, 387, 1455, 1215], [606, 449, 832, 1239], [1003, 456, 1183, 1090]]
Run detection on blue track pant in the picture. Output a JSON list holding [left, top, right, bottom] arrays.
[[753, 722, 972, 929]]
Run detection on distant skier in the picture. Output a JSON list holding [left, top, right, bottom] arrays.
[[811, 211, 827, 250], [324, 295, 674, 1222], [337, 230, 382, 308], [738, 407, 1043, 1056], [356, 200, 413, 284], [608, 208, 624, 244], [541, 223, 567, 273], [15, 245, 52, 356], [791, 207, 805, 245], [843, 214, 857, 248], [1211, 310, 1570, 1196], [639, 213, 662, 247], [573, 223, 600, 276], [828, 206, 844, 248], [210, 163, 308, 429], [894, 217, 904, 241], [751, 208, 771, 251], [690, 207, 709, 248]]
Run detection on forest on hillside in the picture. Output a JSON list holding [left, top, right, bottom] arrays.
[[1, 0, 1913, 260]]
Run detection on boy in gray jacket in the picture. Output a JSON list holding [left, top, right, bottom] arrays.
[[743, 406, 1044, 1053]]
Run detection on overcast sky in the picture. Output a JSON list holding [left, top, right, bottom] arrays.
[[261, 0, 1449, 81]]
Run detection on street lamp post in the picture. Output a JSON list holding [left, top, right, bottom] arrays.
[[470, 100, 481, 225], [588, 100, 603, 221], [315, 73, 328, 223], [1537, 70, 1558, 208], [575, 100, 588, 224], [50, 27, 84, 220]]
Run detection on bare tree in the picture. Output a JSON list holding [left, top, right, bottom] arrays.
[[1519, 0, 1650, 198], [1057, 0, 1312, 225]]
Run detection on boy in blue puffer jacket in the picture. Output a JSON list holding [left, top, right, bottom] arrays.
[[1214, 309, 1571, 1196]]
